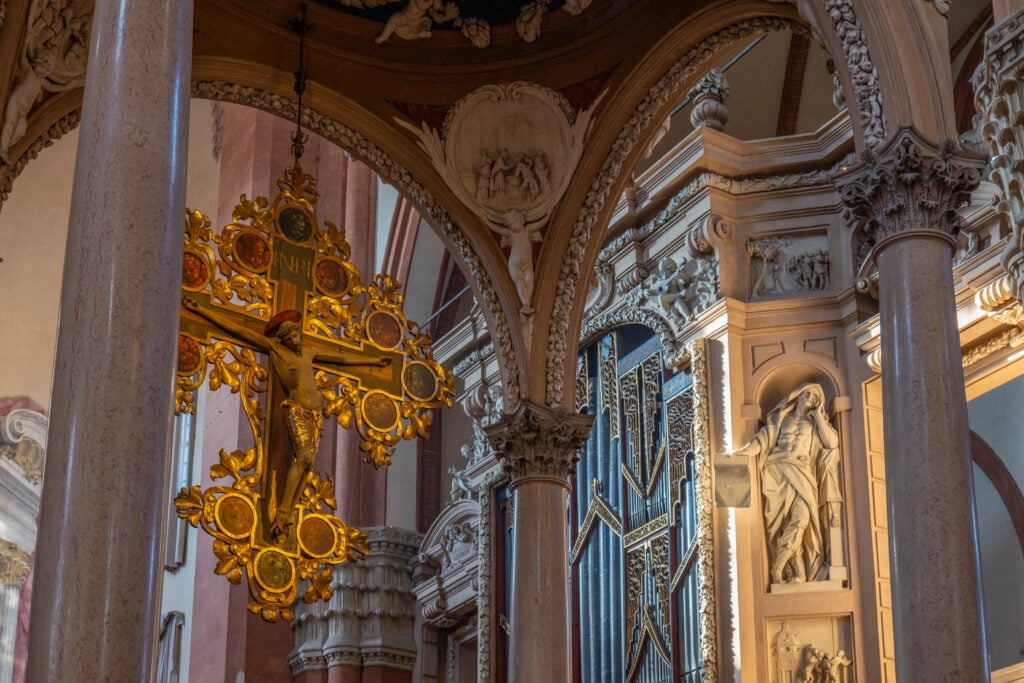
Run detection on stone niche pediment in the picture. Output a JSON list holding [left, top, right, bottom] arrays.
[[415, 498, 482, 628]]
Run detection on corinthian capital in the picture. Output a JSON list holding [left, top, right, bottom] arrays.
[[836, 127, 982, 247], [485, 400, 594, 481], [0, 540, 32, 586]]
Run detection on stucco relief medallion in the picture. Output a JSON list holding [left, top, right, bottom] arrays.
[[398, 82, 602, 313]]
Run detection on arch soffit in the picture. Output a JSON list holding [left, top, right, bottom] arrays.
[[0, 69, 526, 405]]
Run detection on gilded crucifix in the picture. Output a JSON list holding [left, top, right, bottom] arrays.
[[173, 163, 453, 621]]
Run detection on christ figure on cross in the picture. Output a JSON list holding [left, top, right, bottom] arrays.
[[182, 298, 391, 538]]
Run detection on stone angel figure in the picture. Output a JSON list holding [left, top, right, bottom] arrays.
[[644, 256, 694, 323]]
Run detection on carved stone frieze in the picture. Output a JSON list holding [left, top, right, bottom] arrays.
[[823, 0, 886, 149], [485, 400, 593, 480], [451, 342, 495, 385], [836, 127, 982, 248], [689, 338, 718, 683], [974, 5, 1024, 306], [542, 17, 815, 405], [366, 0, 592, 48], [0, 539, 31, 586], [747, 233, 831, 298], [963, 327, 1024, 367], [769, 617, 855, 683], [748, 237, 791, 297], [190, 81, 520, 405]]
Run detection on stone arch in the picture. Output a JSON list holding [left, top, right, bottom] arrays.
[[542, 9, 824, 409], [578, 307, 690, 371], [0, 77, 523, 404], [543, 0, 960, 411]]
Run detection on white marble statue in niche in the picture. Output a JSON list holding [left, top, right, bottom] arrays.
[[730, 384, 843, 585]]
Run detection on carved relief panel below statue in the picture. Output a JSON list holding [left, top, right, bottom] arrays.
[[769, 618, 854, 683], [747, 232, 831, 299], [729, 384, 847, 592]]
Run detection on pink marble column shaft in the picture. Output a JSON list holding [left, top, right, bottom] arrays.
[[25, 0, 193, 680], [839, 128, 988, 681], [329, 157, 385, 527], [508, 476, 573, 681], [486, 400, 592, 683], [876, 234, 989, 681]]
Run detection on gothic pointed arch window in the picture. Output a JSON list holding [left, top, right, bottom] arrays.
[[571, 325, 712, 682]]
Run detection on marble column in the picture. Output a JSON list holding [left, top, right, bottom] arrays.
[[486, 400, 593, 683], [25, 1, 193, 681], [837, 128, 989, 681]]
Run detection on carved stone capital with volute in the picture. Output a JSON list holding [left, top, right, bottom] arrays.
[[0, 540, 31, 586], [485, 400, 593, 482], [836, 127, 982, 249]]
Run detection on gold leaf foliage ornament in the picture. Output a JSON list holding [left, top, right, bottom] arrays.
[[173, 163, 452, 621]]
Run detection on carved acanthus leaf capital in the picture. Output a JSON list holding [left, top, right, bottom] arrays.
[[836, 128, 982, 247], [0, 540, 31, 586], [484, 400, 593, 481]]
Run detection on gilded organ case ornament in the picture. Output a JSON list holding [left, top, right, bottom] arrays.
[[173, 163, 453, 621]]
